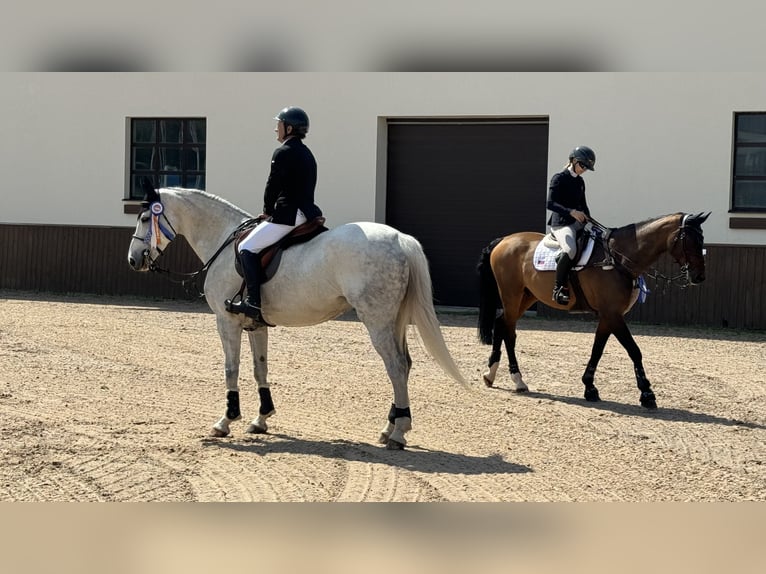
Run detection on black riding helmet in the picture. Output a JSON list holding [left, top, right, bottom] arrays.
[[275, 106, 309, 136], [570, 146, 596, 171]]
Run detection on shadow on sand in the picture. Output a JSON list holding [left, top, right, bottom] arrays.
[[489, 387, 766, 431], [202, 433, 531, 476]]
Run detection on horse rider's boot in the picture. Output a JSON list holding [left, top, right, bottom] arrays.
[[552, 252, 574, 305], [225, 250, 269, 325]]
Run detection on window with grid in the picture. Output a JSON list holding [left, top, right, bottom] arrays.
[[128, 117, 206, 200], [732, 112, 766, 212]]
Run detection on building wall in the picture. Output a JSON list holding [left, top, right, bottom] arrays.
[[1, 73, 764, 328], [1, 73, 764, 246]]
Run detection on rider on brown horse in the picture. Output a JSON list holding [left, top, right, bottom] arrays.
[[546, 146, 596, 305]]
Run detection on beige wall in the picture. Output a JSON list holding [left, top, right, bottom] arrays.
[[1, 73, 765, 246]]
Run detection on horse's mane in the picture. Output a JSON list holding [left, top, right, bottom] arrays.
[[617, 212, 684, 233], [161, 187, 251, 218]]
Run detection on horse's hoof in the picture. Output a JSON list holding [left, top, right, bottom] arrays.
[[246, 424, 268, 434], [584, 387, 601, 402], [510, 373, 527, 392], [209, 427, 229, 438], [378, 432, 390, 444], [640, 392, 657, 409], [482, 373, 495, 387], [386, 439, 405, 450]]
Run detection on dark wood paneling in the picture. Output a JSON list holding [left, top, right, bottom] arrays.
[[0, 224, 203, 300], [729, 217, 766, 229], [1, 231, 764, 329], [386, 120, 549, 306]]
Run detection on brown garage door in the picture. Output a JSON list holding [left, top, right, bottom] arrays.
[[386, 118, 549, 306]]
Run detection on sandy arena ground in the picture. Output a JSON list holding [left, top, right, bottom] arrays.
[[1, 291, 764, 501]]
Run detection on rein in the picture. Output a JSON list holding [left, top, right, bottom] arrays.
[[588, 215, 699, 293], [137, 205, 258, 297]]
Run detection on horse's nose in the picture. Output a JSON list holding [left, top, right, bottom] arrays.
[[128, 256, 137, 269]]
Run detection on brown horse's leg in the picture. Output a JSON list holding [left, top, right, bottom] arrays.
[[582, 319, 612, 402], [504, 293, 537, 391], [487, 302, 532, 391], [503, 326, 529, 393], [482, 313, 505, 387], [610, 318, 657, 409], [482, 310, 528, 392]]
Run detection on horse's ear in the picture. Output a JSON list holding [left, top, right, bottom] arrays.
[[140, 177, 159, 203], [688, 211, 711, 227]]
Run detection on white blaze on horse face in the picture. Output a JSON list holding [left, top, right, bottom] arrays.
[[128, 212, 152, 270]]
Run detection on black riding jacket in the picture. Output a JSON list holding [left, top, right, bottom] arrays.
[[263, 137, 323, 225], [546, 168, 590, 227]]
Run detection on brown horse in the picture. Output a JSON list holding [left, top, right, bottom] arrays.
[[477, 212, 710, 409]]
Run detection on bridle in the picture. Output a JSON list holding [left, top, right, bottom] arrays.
[[664, 214, 705, 287], [589, 214, 704, 292], [132, 201, 177, 271], [132, 200, 257, 297]]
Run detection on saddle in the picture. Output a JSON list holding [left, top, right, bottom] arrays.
[[534, 227, 615, 314], [534, 227, 614, 272], [233, 216, 328, 281]]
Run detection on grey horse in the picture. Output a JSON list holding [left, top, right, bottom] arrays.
[[128, 186, 468, 449]]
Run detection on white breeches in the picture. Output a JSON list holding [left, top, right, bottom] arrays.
[[238, 210, 307, 253], [551, 223, 582, 258]]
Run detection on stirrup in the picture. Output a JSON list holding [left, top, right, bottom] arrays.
[[598, 256, 614, 270], [225, 298, 267, 322], [224, 296, 243, 313], [552, 287, 570, 305]]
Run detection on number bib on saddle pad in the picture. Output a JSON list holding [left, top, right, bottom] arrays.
[[532, 234, 595, 271]]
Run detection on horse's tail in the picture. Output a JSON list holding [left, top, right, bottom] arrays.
[[396, 234, 469, 388], [477, 238, 503, 345]]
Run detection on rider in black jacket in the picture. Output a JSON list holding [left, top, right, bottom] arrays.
[[226, 106, 323, 324], [546, 146, 595, 305]]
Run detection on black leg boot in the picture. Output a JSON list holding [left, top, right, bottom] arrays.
[[552, 253, 573, 305], [225, 250, 269, 325]]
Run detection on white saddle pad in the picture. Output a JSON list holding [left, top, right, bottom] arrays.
[[533, 236, 595, 271]]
